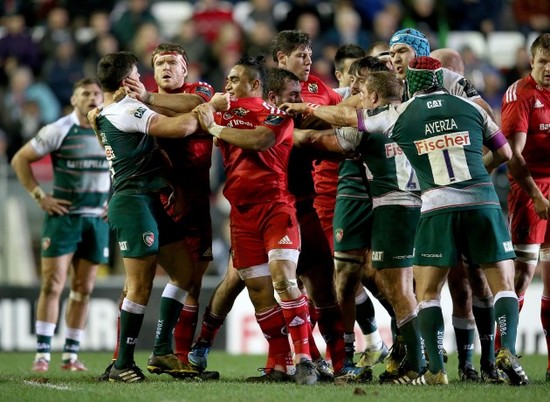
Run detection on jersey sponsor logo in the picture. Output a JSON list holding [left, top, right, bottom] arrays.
[[226, 119, 254, 128], [143, 231, 155, 247], [104, 145, 115, 160], [277, 235, 293, 245], [427, 100, 442, 108], [133, 106, 147, 118], [424, 118, 458, 135], [371, 251, 384, 261], [66, 159, 109, 169], [119, 241, 128, 251], [540, 123, 550, 131], [308, 83, 318, 93], [42, 237, 51, 251], [534, 98, 544, 108], [335, 228, 344, 243], [264, 114, 285, 126], [385, 142, 404, 158], [415, 132, 470, 155], [503, 241, 513, 253]]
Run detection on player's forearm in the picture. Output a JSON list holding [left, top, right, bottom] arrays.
[[507, 155, 545, 200], [308, 104, 358, 127], [294, 129, 344, 153], [144, 92, 203, 113], [210, 125, 275, 151], [10, 156, 42, 198]]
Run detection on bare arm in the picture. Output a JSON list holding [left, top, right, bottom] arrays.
[[294, 128, 345, 153], [483, 141, 511, 175], [280, 102, 359, 127], [506, 131, 549, 219], [11, 143, 71, 215], [147, 111, 201, 139], [474, 98, 497, 123]]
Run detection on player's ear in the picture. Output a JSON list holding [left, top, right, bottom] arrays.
[[334, 70, 343, 84], [276, 50, 287, 66]]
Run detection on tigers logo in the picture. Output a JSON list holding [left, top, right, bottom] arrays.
[[104, 145, 115, 160], [308, 83, 318, 93], [233, 107, 249, 117], [335, 228, 344, 243], [143, 231, 155, 247], [42, 237, 51, 250]]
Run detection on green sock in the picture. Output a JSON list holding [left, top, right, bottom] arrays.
[[494, 294, 519, 355], [418, 304, 445, 373], [63, 339, 80, 356], [116, 309, 144, 369], [399, 316, 426, 373], [472, 304, 495, 366], [153, 296, 183, 355], [452, 316, 475, 369], [36, 335, 52, 354]]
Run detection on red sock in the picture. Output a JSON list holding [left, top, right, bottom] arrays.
[[306, 297, 321, 361], [174, 304, 199, 361], [197, 307, 226, 345], [281, 295, 311, 360], [256, 305, 293, 371], [541, 296, 550, 370], [316, 304, 346, 373]]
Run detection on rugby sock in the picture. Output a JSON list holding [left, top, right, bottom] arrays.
[[197, 307, 226, 346], [452, 316, 475, 369], [112, 290, 125, 360], [355, 291, 380, 342], [399, 315, 426, 373], [494, 291, 519, 355], [256, 305, 293, 372], [174, 303, 199, 361], [540, 295, 550, 370], [418, 301, 445, 373], [35, 321, 56, 362], [472, 296, 495, 366], [305, 296, 322, 362], [63, 327, 83, 362], [116, 299, 145, 369], [316, 304, 346, 373], [281, 295, 311, 360], [343, 332, 355, 363], [153, 284, 187, 356]]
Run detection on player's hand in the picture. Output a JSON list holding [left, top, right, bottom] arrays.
[[533, 195, 550, 220], [279, 102, 307, 116], [122, 77, 146, 101], [38, 195, 72, 216], [209, 92, 230, 112], [195, 104, 215, 132], [160, 186, 186, 222]]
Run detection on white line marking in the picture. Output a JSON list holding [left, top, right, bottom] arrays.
[[23, 380, 71, 390]]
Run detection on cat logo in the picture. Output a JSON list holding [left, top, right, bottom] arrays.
[[134, 106, 147, 118], [308, 83, 319, 93], [233, 107, 249, 117]]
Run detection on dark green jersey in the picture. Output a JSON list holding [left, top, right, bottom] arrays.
[[96, 97, 167, 195], [30, 111, 110, 215], [336, 158, 371, 201]]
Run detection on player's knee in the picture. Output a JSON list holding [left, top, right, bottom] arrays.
[[272, 279, 298, 295], [514, 244, 540, 265], [69, 290, 90, 303], [334, 252, 364, 274], [539, 247, 550, 262]]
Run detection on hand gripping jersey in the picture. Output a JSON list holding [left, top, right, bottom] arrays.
[[216, 97, 295, 206], [30, 110, 110, 215], [96, 96, 166, 194], [501, 74, 550, 181]]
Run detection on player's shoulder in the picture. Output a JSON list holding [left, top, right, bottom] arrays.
[[184, 81, 214, 97], [49, 112, 77, 133], [503, 75, 536, 104]]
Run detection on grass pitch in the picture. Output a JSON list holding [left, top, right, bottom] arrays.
[[0, 351, 548, 402]]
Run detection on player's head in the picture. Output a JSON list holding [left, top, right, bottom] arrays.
[[265, 68, 302, 106], [334, 44, 366, 88], [430, 48, 464, 75], [530, 33, 550, 88], [225, 55, 267, 99], [71, 78, 103, 116], [271, 30, 312, 82], [361, 70, 403, 109], [389, 28, 430, 80], [367, 41, 393, 71], [406, 56, 444, 97], [349, 56, 388, 96], [151, 42, 189, 92], [97, 51, 139, 92]]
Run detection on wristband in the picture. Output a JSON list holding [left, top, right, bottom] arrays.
[[209, 123, 224, 138], [30, 186, 46, 202]]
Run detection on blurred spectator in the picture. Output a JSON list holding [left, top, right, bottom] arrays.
[[0, 66, 60, 159], [0, 1, 37, 27], [234, 0, 276, 34], [0, 13, 41, 85], [244, 20, 277, 60], [446, 0, 504, 35], [83, 33, 119, 78], [295, 12, 323, 59], [130, 22, 160, 90], [352, 0, 399, 29], [460, 45, 503, 99], [320, 2, 370, 50], [170, 19, 210, 78], [370, 7, 400, 43], [401, 0, 447, 48], [504, 47, 532, 88], [42, 39, 84, 109], [111, 0, 158, 50], [192, 0, 234, 43], [277, 0, 327, 32], [64, 0, 116, 23], [77, 10, 113, 60], [38, 7, 72, 61], [513, 0, 550, 35]]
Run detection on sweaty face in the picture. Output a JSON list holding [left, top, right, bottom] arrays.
[[153, 53, 187, 93], [389, 43, 416, 79], [276, 79, 302, 106], [281, 46, 312, 82], [531, 49, 550, 88], [350, 67, 369, 96], [72, 83, 103, 116], [225, 65, 254, 99]]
